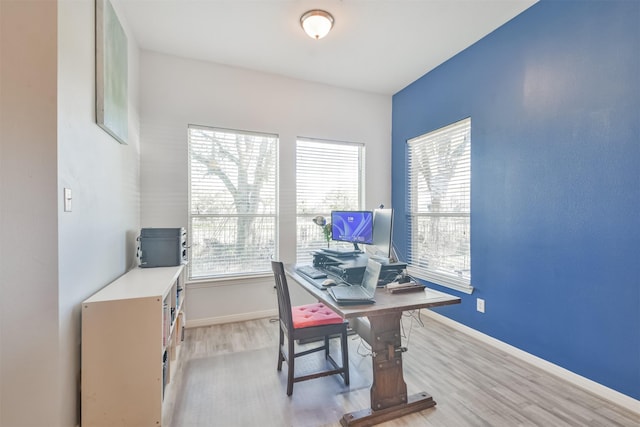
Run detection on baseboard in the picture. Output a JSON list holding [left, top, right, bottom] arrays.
[[186, 309, 278, 328], [422, 310, 640, 415]]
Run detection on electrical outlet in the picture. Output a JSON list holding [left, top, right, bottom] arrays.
[[476, 298, 485, 313]]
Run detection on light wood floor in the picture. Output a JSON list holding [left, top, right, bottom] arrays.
[[163, 314, 638, 426]]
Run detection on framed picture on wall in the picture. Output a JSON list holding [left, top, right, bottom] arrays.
[[96, 0, 128, 144]]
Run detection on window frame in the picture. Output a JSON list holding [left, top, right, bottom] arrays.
[[187, 124, 278, 281], [295, 137, 365, 264], [406, 118, 473, 294]]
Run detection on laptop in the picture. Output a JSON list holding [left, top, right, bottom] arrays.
[[328, 259, 382, 304]]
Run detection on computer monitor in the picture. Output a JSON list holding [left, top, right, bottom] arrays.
[[370, 208, 394, 259], [331, 210, 374, 250]]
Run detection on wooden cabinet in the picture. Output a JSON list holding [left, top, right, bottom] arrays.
[[81, 265, 186, 427]]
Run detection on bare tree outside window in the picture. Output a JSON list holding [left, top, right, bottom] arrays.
[[407, 118, 472, 293], [188, 126, 277, 279]]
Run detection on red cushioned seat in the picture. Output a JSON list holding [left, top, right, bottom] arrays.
[[292, 302, 343, 329]]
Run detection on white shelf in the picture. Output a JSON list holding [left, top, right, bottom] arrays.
[[81, 265, 186, 427], [84, 265, 184, 303]]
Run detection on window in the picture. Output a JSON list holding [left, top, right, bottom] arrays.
[[188, 125, 278, 279], [296, 138, 364, 263], [407, 118, 472, 293]]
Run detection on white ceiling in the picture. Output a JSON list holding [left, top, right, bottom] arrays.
[[116, 0, 538, 95]]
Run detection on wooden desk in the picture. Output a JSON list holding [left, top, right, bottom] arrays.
[[286, 266, 461, 426]]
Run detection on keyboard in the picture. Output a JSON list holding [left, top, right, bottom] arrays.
[[296, 265, 327, 279]]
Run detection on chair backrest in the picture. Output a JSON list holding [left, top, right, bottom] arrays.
[[271, 261, 294, 333]]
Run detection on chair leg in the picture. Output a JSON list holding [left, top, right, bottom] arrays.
[[286, 337, 295, 396], [341, 329, 350, 385], [324, 335, 330, 358], [277, 328, 284, 372]]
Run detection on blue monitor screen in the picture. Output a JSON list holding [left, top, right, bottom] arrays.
[[331, 211, 374, 245]]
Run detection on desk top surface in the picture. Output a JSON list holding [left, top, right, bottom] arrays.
[[286, 264, 460, 319]]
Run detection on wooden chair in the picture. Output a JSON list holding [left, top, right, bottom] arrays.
[[271, 261, 350, 396]]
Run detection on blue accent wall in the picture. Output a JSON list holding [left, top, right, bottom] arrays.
[[392, 1, 639, 399]]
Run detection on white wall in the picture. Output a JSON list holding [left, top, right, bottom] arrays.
[[58, 0, 141, 425], [0, 1, 59, 425], [0, 0, 140, 425], [139, 52, 392, 325]]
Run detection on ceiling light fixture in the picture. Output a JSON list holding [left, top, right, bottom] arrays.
[[300, 9, 334, 40]]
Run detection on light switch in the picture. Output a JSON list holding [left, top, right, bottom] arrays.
[[64, 188, 72, 212]]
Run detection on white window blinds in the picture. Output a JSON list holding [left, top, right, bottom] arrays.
[[296, 138, 364, 263], [407, 118, 472, 294], [188, 125, 278, 279]]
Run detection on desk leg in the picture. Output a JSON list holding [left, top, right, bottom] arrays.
[[340, 313, 436, 426]]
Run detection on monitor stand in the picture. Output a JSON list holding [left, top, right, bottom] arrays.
[[321, 244, 362, 257]]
